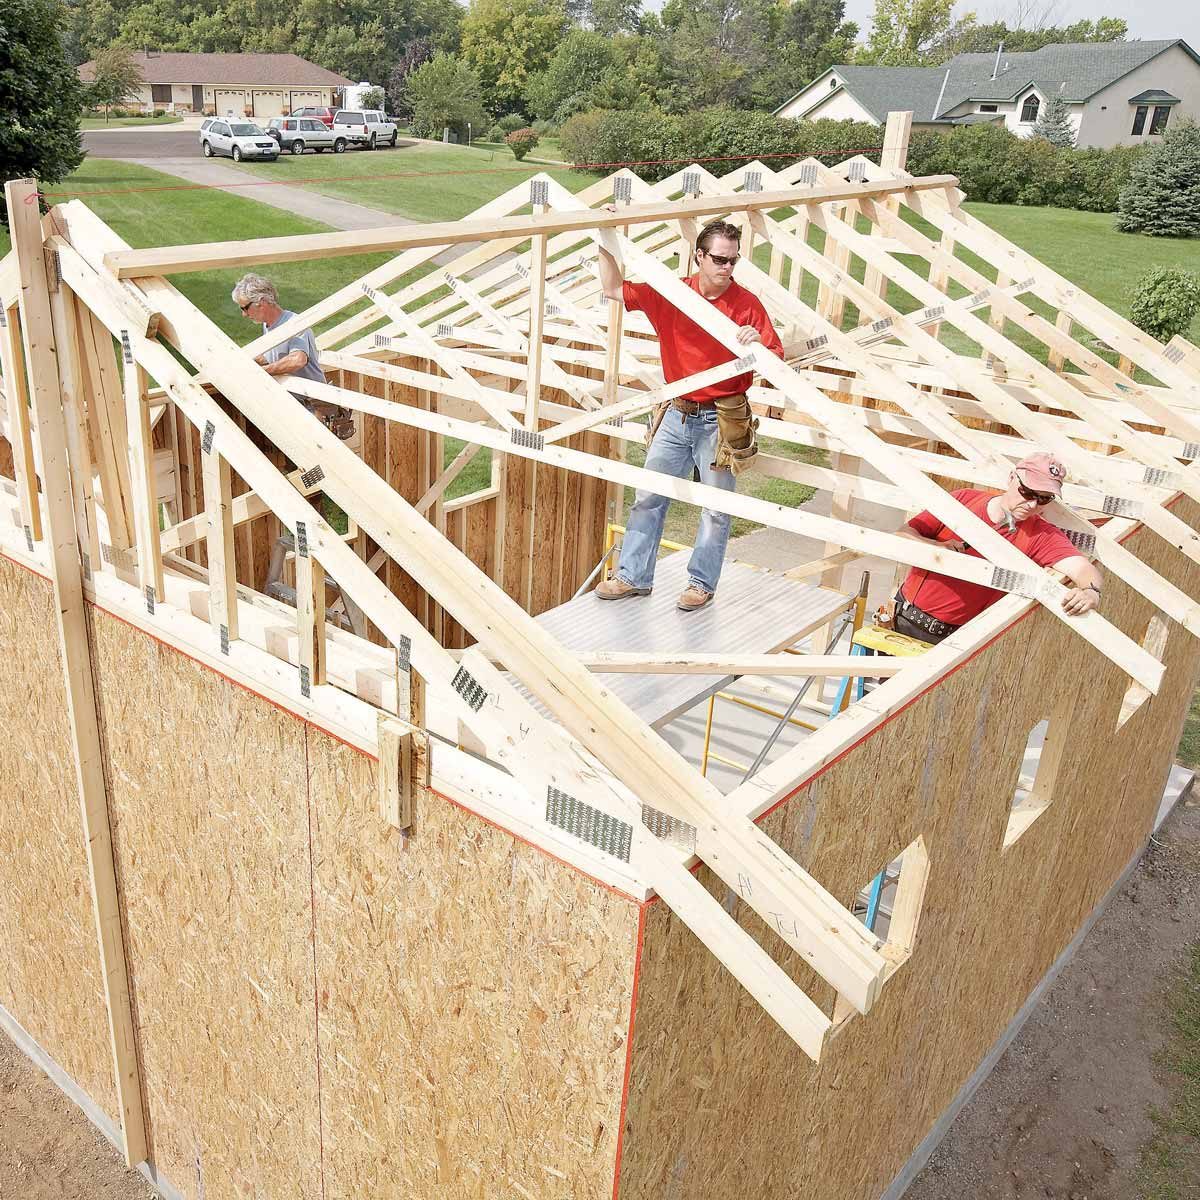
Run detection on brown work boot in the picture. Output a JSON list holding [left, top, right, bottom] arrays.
[[596, 577, 652, 601], [677, 584, 713, 612]]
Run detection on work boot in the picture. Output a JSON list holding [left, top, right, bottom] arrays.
[[677, 584, 713, 612], [595, 577, 651, 601]]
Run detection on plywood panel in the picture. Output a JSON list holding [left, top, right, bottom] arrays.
[[0, 555, 117, 1124], [307, 732, 640, 1199], [89, 605, 321, 1198], [617, 498, 1200, 1200]]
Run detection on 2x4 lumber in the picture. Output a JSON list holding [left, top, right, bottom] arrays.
[[914, 190, 1200, 405], [295, 537, 327, 694], [200, 446, 239, 649], [861, 189, 1200, 485], [119, 334, 163, 609], [525, 220, 549, 428], [5, 178, 147, 1168], [75, 304, 135, 553], [377, 713, 420, 831], [46, 283, 102, 573], [415, 442, 483, 516], [804, 196, 1200, 572], [103, 174, 960, 279], [546, 181, 1162, 692], [570, 652, 909, 676], [63, 206, 884, 1035], [71, 206, 896, 1023], [0, 304, 42, 543]]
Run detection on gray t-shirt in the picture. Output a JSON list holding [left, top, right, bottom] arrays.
[[262, 310, 327, 385]]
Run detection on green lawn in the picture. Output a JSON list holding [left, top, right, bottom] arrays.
[[80, 114, 183, 129], [228, 139, 600, 222]]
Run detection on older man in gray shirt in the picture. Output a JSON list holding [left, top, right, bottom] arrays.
[[233, 273, 354, 439]]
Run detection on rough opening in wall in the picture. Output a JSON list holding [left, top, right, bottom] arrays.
[[832, 834, 931, 1026], [1004, 691, 1077, 849], [1116, 615, 1169, 729]]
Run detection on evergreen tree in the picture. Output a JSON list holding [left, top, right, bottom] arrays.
[[1116, 118, 1200, 238], [0, 0, 85, 225], [1032, 93, 1075, 148]]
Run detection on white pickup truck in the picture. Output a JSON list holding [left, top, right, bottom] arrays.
[[331, 108, 399, 150]]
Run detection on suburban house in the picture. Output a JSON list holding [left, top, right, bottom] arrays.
[[76, 51, 353, 118], [774, 39, 1200, 148]]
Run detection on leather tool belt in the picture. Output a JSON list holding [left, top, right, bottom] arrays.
[[895, 593, 961, 640]]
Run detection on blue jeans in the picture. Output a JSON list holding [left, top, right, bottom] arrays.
[[617, 406, 736, 594]]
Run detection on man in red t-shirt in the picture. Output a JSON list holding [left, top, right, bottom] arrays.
[[892, 453, 1103, 643], [594, 220, 785, 611]]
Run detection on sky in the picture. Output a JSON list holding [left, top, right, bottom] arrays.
[[837, 0, 1199, 50]]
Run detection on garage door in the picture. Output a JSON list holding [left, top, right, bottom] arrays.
[[252, 90, 285, 118], [214, 90, 244, 117], [289, 90, 323, 112]]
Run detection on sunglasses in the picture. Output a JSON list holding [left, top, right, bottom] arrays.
[[1016, 482, 1055, 506], [239, 300, 255, 312], [701, 250, 740, 267]]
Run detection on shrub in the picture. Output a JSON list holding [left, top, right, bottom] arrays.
[[1129, 267, 1200, 342], [152, 108, 165, 118], [505, 127, 539, 161], [532, 118, 555, 137], [1116, 117, 1200, 237], [485, 123, 505, 142], [497, 113, 526, 135]]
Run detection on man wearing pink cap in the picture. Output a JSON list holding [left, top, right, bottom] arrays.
[[891, 453, 1104, 644]]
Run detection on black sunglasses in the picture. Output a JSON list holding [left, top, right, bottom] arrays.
[[700, 250, 740, 267], [1016, 482, 1054, 506], [239, 300, 255, 312]]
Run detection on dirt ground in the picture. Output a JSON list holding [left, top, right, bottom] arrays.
[[0, 794, 1196, 1199], [0, 1037, 153, 1200], [908, 788, 1200, 1200]]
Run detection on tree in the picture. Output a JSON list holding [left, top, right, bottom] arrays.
[[750, 0, 858, 111], [87, 44, 144, 121], [930, 14, 1126, 59], [360, 85, 386, 110], [590, 0, 642, 35], [387, 37, 435, 117], [405, 51, 488, 139], [1116, 118, 1200, 238], [857, 0, 965, 66], [1129, 267, 1200, 341], [460, 0, 569, 114], [1, 0, 84, 224], [524, 29, 636, 122], [1032, 92, 1074, 147]]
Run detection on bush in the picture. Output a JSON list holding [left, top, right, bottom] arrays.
[[532, 118, 555, 137], [1129, 267, 1200, 342], [1116, 118, 1200, 237], [505, 127, 539, 161], [152, 108, 165, 118], [496, 113, 526, 135]]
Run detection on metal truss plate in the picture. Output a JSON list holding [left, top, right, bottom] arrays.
[[641, 804, 697, 853], [546, 787, 632, 862]]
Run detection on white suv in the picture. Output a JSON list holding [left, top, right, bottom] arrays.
[[200, 119, 280, 162], [332, 109, 398, 150]]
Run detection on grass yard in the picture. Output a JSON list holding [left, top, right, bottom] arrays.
[[80, 114, 183, 129], [228, 139, 600, 222]]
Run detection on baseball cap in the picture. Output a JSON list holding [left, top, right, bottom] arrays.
[[1014, 452, 1066, 495]]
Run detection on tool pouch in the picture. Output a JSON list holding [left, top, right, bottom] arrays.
[[875, 598, 897, 629], [712, 392, 759, 476]]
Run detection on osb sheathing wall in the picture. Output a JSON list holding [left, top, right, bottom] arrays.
[[0, 555, 118, 1124], [616, 498, 1200, 1200], [0, 550, 638, 1198], [0, 498, 1197, 1200]]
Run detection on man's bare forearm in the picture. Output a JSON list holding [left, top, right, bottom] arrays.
[[597, 246, 624, 301]]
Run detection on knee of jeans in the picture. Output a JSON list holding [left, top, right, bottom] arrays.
[[704, 507, 732, 532]]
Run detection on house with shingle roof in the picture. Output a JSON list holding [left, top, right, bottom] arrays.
[[774, 39, 1200, 148], [77, 51, 353, 120]]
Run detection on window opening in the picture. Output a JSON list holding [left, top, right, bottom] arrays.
[[1117, 616, 1168, 728], [1005, 692, 1077, 848], [979, 104, 998, 113], [1150, 105, 1171, 135], [1020, 95, 1040, 123], [1131, 105, 1149, 135]]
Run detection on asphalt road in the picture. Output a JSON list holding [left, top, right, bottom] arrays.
[[84, 130, 202, 158]]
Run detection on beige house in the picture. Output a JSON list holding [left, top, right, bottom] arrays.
[[77, 51, 352, 119], [775, 39, 1200, 148]]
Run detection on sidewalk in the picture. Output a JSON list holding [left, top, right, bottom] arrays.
[[111, 156, 410, 231]]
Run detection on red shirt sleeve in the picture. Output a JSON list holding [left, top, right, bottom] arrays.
[[622, 280, 659, 319], [1028, 523, 1081, 568]]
